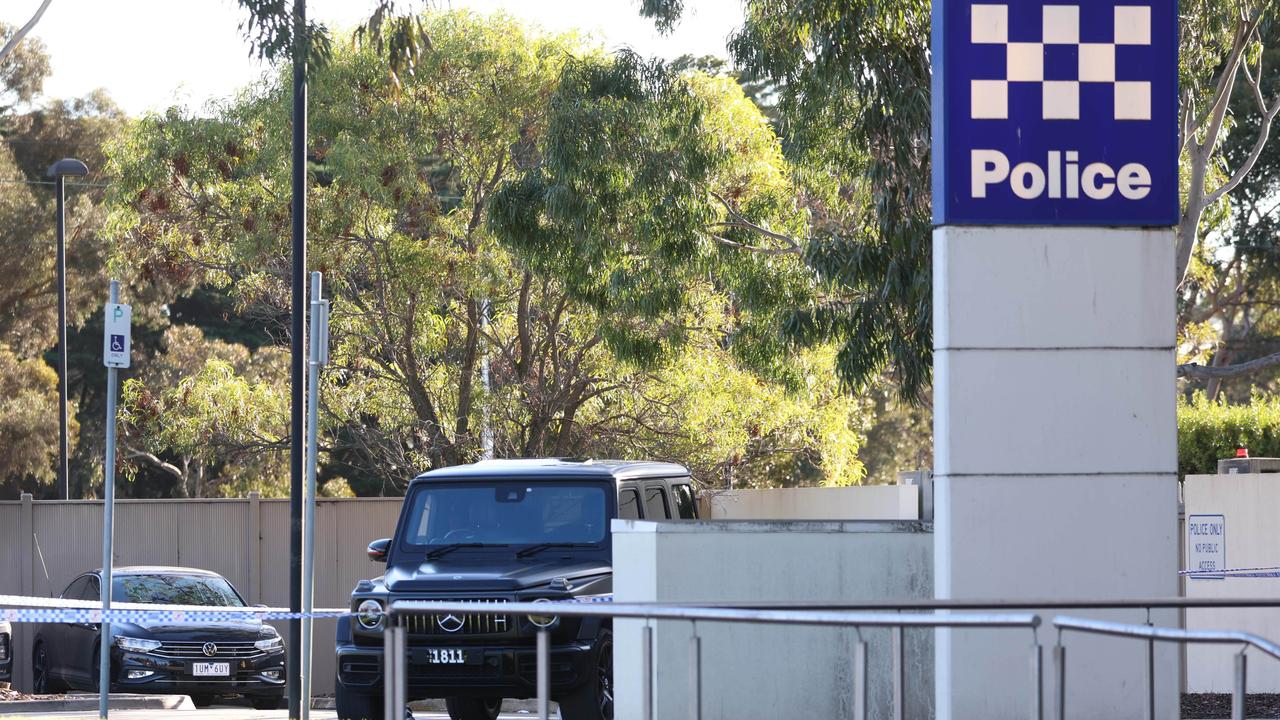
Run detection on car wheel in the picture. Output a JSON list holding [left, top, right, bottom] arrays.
[[445, 697, 502, 720], [251, 696, 285, 710], [559, 627, 613, 720], [335, 676, 384, 720], [32, 643, 60, 694]]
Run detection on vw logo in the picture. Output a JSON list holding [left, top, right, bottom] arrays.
[[436, 613, 466, 633], [202, 642, 218, 657]]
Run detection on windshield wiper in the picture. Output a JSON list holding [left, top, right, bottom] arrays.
[[425, 543, 508, 560], [516, 543, 598, 558]]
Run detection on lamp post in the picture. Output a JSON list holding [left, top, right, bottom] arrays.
[[47, 158, 88, 500]]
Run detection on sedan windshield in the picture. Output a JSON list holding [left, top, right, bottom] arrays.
[[403, 482, 607, 549], [112, 574, 245, 607]]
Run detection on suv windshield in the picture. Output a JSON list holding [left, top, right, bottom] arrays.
[[403, 482, 607, 549], [112, 574, 245, 607]]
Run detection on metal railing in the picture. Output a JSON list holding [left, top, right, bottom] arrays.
[[385, 600, 1043, 720], [1054, 615, 1280, 720]]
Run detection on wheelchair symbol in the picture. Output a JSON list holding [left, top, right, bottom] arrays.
[[110, 334, 125, 353]]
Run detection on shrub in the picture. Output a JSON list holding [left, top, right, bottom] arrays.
[[1178, 393, 1280, 477]]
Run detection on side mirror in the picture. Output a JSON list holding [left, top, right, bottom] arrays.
[[367, 538, 391, 563]]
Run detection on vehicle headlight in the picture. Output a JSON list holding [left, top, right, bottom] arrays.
[[527, 598, 559, 629], [115, 636, 162, 653], [255, 636, 284, 652], [357, 599, 385, 630]]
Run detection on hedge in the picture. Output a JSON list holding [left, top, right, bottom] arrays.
[[1178, 393, 1280, 477]]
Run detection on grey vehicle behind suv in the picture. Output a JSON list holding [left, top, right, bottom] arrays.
[[334, 458, 698, 720]]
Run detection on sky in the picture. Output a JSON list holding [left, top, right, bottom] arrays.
[[1, 0, 745, 116]]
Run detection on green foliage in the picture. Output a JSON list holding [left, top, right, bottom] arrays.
[[1178, 393, 1280, 476], [0, 21, 49, 114], [0, 345, 73, 484], [489, 51, 813, 382], [120, 326, 289, 497], [107, 11, 869, 494]]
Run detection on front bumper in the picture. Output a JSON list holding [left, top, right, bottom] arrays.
[[336, 641, 594, 699], [112, 648, 286, 697]]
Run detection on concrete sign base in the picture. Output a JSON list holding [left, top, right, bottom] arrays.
[[933, 225, 1179, 719]]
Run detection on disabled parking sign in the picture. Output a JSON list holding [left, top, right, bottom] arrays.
[[103, 302, 131, 368], [932, 0, 1178, 225]]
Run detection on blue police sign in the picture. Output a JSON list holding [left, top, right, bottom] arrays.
[[932, 0, 1178, 225]]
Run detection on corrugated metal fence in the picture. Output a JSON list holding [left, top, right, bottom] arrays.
[[0, 494, 403, 696]]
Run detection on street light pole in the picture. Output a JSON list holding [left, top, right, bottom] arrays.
[[47, 158, 88, 500], [288, 2, 308, 717]]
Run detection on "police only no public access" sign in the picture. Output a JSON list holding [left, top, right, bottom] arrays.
[[932, 0, 1177, 226]]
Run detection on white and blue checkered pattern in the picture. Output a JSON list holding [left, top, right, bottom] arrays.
[[0, 593, 614, 624], [970, 3, 1152, 121]]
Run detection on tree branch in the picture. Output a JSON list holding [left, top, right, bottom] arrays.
[[708, 189, 802, 254], [1179, 350, 1280, 380], [0, 0, 53, 66]]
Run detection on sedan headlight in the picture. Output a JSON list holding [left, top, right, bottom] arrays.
[[357, 599, 385, 630], [527, 598, 559, 629], [115, 636, 162, 653], [255, 636, 284, 652]]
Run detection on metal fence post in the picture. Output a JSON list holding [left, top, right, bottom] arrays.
[[1232, 651, 1246, 720], [689, 625, 702, 720], [1145, 608, 1155, 720], [1031, 643, 1043, 720], [1053, 642, 1066, 720], [537, 629, 550, 720], [393, 622, 407, 719], [853, 637, 868, 720], [642, 624, 654, 720], [383, 614, 396, 720], [892, 626, 904, 720]]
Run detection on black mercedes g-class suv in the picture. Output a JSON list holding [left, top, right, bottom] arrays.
[[335, 458, 698, 720]]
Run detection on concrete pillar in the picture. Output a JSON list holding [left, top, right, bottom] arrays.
[[933, 226, 1179, 718]]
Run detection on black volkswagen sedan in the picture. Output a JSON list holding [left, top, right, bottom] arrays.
[[32, 566, 285, 708]]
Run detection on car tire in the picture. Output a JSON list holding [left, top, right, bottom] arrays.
[[251, 696, 285, 710], [445, 697, 503, 720], [335, 677, 384, 720], [32, 642, 61, 695], [558, 628, 613, 720]]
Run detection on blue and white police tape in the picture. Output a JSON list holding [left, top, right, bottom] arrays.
[[0, 593, 612, 624], [1180, 565, 1280, 578]]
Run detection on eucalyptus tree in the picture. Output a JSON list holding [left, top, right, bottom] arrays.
[[107, 12, 868, 493], [631, 0, 1280, 390]]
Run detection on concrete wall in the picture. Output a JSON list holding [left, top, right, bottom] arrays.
[[612, 519, 934, 720], [0, 495, 402, 695], [933, 226, 1180, 720], [702, 485, 919, 521], [1184, 473, 1280, 692]]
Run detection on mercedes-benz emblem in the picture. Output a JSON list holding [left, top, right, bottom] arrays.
[[202, 642, 218, 657], [436, 613, 466, 633]]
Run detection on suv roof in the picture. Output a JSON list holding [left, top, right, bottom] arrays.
[[412, 458, 690, 484]]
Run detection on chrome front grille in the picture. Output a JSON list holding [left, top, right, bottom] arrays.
[[403, 598, 511, 636], [152, 641, 263, 659]]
